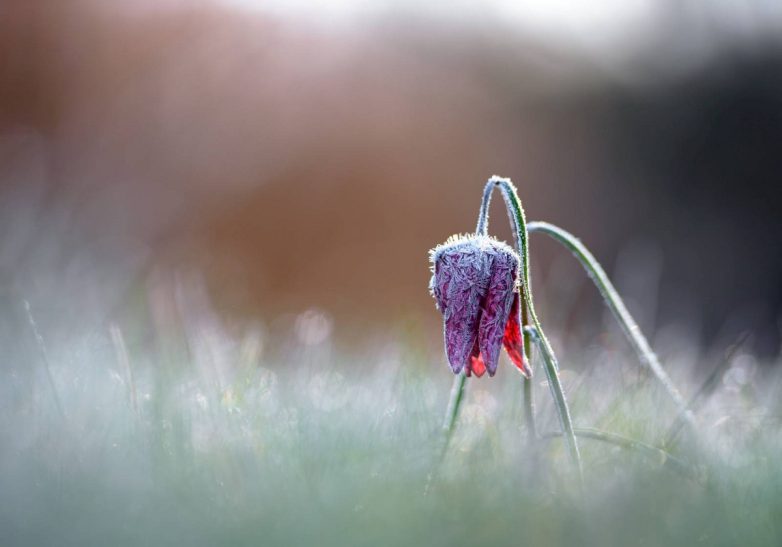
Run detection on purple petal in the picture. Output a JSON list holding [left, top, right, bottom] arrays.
[[478, 251, 518, 376], [430, 240, 493, 373], [429, 234, 519, 376]]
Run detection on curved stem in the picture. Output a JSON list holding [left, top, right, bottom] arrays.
[[478, 178, 537, 440], [526, 221, 696, 433], [475, 180, 495, 236], [480, 176, 582, 479]]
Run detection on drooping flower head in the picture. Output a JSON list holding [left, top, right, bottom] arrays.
[[429, 234, 530, 378]]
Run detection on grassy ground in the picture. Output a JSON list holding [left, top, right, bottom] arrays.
[[1, 294, 781, 547]]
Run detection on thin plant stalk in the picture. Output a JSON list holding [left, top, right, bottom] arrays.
[[426, 370, 467, 493], [426, 370, 467, 494], [479, 177, 582, 478], [522, 376, 536, 438], [522, 305, 537, 439], [110, 324, 139, 416], [527, 221, 697, 432], [24, 300, 65, 420], [441, 370, 467, 453]]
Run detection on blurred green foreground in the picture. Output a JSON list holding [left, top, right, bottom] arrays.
[[1, 302, 781, 547]]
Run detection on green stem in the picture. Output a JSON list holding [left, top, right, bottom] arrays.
[[440, 370, 467, 459], [481, 177, 582, 479], [522, 303, 536, 439], [522, 376, 536, 439], [526, 221, 696, 432]]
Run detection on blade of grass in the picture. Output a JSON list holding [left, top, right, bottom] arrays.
[[540, 427, 699, 480], [110, 324, 139, 416], [24, 299, 65, 420], [664, 332, 751, 448]]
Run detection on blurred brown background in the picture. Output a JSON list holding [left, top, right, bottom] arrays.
[[1, 0, 781, 357]]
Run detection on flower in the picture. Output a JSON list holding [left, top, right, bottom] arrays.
[[429, 234, 530, 378]]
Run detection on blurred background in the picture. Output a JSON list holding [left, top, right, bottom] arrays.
[[1, 0, 781, 365]]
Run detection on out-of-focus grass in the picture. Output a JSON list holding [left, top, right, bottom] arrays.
[[1, 291, 781, 547]]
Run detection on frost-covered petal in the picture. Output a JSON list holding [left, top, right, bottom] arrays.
[[478, 252, 518, 376], [429, 234, 520, 376], [429, 236, 494, 373]]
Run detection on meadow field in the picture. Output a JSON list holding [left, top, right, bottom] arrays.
[[1, 277, 780, 546]]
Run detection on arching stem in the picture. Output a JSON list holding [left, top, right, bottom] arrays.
[[478, 176, 582, 479], [526, 221, 696, 434]]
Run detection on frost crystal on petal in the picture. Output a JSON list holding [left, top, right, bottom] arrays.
[[478, 252, 517, 376]]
